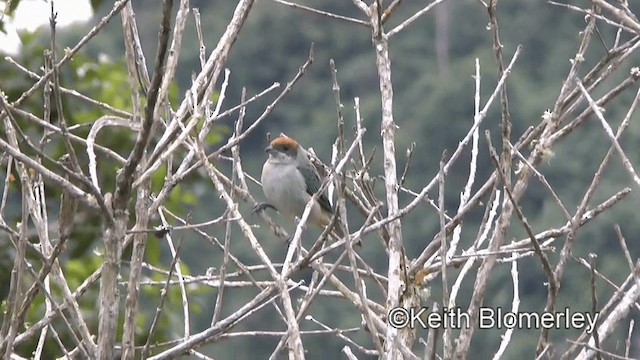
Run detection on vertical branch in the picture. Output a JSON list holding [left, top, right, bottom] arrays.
[[588, 254, 602, 360], [212, 88, 246, 326], [161, 210, 191, 337], [535, 7, 598, 354], [455, 0, 514, 355], [0, 92, 32, 356], [330, 59, 345, 155], [438, 153, 452, 358], [121, 184, 151, 360], [98, 0, 173, 358], [424, 303, 440, 360], [624, 320, 634, 358], [1, 186, 28, 358], [447, 58, 482, 260], [96, 215, 121, 360], [157, 0, 191, 115], [367, 1, 416, 357], [140, 232, 187, 360], [492, 260, 519, 359], [49, 5, 81, 173], [44, 6, 99, 358]]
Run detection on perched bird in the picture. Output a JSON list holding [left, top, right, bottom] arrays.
[[253, 135, 344, 240]]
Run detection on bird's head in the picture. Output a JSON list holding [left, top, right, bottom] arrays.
[[265, 136, 300, 164]]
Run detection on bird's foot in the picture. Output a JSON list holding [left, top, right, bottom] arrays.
[[252, 202, 276, 214], [343, 234, 361, 247], [285, 234, 294, 245]]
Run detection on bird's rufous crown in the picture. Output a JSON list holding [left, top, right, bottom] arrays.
[[270, 136, 298, 150]]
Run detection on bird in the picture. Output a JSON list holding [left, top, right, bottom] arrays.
[[253, 135, 345, 240]]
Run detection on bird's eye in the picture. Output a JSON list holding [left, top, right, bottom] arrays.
[[283, 145, 289, 151]]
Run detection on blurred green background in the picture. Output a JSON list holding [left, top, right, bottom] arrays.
[[1, 0, 639, 358]]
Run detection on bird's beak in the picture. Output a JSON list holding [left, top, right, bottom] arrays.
[[264, 145, 274, 154]]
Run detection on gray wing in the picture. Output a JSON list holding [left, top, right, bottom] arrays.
[[297, 164, 334, 214]]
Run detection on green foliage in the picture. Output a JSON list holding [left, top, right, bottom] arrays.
[[64, 256, 102, 289], [89, 0, 105, 12], [1, 7, 191, 356], [69, 54, 133, 120], [0, 0, 20, 34]]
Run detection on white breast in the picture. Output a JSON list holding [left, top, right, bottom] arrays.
[[261, 162, 311, 218]]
